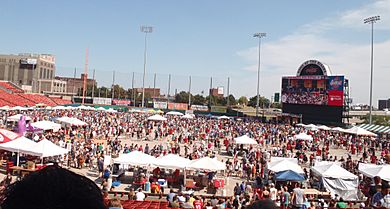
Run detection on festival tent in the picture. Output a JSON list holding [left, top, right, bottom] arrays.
[[106, 108, 117, 113], [153, 154, 191, 169], [331, 127, 345, 132], [268, 158, 304, 174], [358, 163, 390, 181], [217, 116, 230, 120], [56, 117, 87, 126], [275, 170, 305, 182], [182, 114, 194, 119], [52, 106, 67, 110], [0, 129, 20, 143], [10, 106, 29, 111], [234, 135, 258, 145], [147, 114, 167, 121], [317, 125, 331, 131], [303, 124, 318, 130], [342, 126, 377, 137], [27, 139, 68, 158], [270, 157, 298, 164], [295, 132, 313, 141], [295, 123, 305, 127], [96, 107, 106, 111], [113, 151, 156, 166], [311, 163, 359, 200], [31, 120, 61, 132], [0, 136, 37, 153], [7, 114, 32, 122], [187, 157, 226, 171], [166, 111, 184, 116], [0, 106, 10, 111]]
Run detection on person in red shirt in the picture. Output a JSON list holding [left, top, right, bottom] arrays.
[[193, 196, 203, 209]]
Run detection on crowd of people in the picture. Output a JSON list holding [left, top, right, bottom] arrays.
[[0, 107, 389, 208]]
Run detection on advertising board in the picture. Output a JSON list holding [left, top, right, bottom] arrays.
[[153, 101, 168, 109], [112, 99, 131, 106], [211, 106, 227, 113], [168, 102, 188, 110], [190, 105, 208, 112], [93, 97, 112, 105]]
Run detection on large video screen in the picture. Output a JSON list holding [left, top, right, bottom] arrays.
[[281, 76, 344, 107]]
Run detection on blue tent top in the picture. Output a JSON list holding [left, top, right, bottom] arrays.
[[275, 170, 305, 182]]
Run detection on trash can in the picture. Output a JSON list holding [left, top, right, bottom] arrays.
[[144, 181, 151, 193]]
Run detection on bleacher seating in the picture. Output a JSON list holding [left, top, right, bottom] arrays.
[[0, 81, 24, 93], [0, 90, 34, 106], [19, 94, 57, 106], [0, 98, 12, 107]]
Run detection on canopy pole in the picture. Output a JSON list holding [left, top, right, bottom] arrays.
[[183, 168, 187, 190], [16, 152, 20, 166]]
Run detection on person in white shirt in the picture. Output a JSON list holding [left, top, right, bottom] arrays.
[[269, 183, 278, 201], [135, 188, 146, 201]]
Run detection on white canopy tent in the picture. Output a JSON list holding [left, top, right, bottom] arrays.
[[295, 123, 305, 127], [358, 163, 390, 181], [331, 127, 345, 132], [295, 132, 313, 141], [342, 126, 377, 137], [96, 107, 107, 111], [317, 125, 331, 131], [311, 162, 359, 200], [303, 124, 318, 130], [234, 135, 258, 145], [153, 154, 191, 169], [217, 115, 230, 120], [7, 114, 32, 122], [147, 114, 167, 121], [113, 151, 156, 166], [28, 139, 68, 158], [187, 157, 225, 171], [10, 106, 29, 111], [0, 106, 10, 111], [0, 136, 37, 166], [166, 111, 184, 116], [56, 117, 87, 126], [52, 106, 67, 110], [268, 158, 304, 174], [31, 120, 61, 132]]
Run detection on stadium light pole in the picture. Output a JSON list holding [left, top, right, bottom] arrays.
[[140, 25, 153, 108], [253, 32, 266, 118], [364, 16, 380, 125]]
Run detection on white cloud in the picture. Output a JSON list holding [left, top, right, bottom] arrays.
[[236, 0, 390, 105]]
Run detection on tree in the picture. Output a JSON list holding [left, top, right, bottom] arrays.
[[226, 94, 237, 106], [362, 114, 390, 126], [192, 94, 206, 105], [175, 91, 193, 104], [237, 96, 248, 106], [248, 96, 270, 108]]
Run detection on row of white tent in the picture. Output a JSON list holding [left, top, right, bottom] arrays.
[[6, 114, 87, 129], [0, 137, 68, 160], [268, 157, 390, 200], [0, 105, 118, 113], [297, 123, 377, 137], [113, 151, 226, 171]]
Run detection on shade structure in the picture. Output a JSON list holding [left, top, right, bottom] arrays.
[[7, 114, 32, 122], [10, 106, 29, 111], [106, 108, 117, 113], [234, 135, 258, 145], [317, 125, 331, 131], [275, 170, 305, 181], [31, 120, 61, 132], [268, 159, 304, 174], [0, 136, 37, 153], [25, 124, 43, 133], [0, 129, 20, 143], [181, 114, 194, 119], [147, 114, 167, 121], [187, 157, 225, 171], [358, 163, 390, 181], [331, 127, 345, 132], [295, 132, 313, 141], [113, 151, 156, 166], [295, 123, 305, 127], [0, 106, 10, 111], [311, 162, 358, 200], [217, 115, 230, 120], [166, 111, 183, 116], [153, 154, 191, 169], [56, 117, 87, 126], [357, 123, 390, 134], [303, 124, 318, 130], [96, 107, 106, 111], [27, 139, 68, 158], [342, 126, 377, 137]]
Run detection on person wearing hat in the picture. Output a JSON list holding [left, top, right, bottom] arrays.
[[379, 182, 390, 209]]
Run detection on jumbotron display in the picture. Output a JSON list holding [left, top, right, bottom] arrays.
[[281, 60, 346, 125], [281, 75, 344, 106]]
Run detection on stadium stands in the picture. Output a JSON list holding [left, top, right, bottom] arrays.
[[121, 200, 169, 209], [19, 94, 57, 106], [0, 90, 35, 106], [0, 81, 24, 93], [49, 97, 72, 105]]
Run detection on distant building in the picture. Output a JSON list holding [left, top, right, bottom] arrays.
[[55, 73, 97, 95], [378, 99, 390, 110], [209, 87, 224, 98], [0, 53, 65, 94]]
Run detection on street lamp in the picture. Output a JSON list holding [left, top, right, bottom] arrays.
[[364, 16, 380, 124], [253, 32, 266, 118], [140, 25, 153, 108]]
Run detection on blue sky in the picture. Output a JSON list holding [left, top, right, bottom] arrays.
[[1, 0, 389, 104]]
